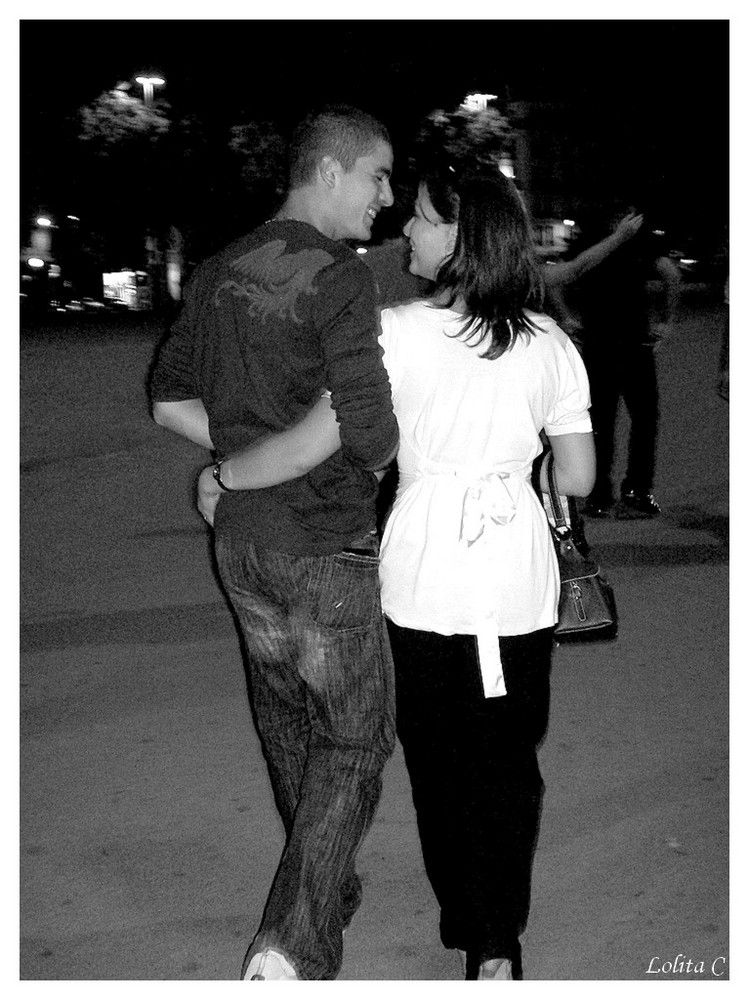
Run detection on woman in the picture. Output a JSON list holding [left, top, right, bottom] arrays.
[[198, 166, 595, 980]]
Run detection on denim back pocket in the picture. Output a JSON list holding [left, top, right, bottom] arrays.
[[307, 550, 381, 633]]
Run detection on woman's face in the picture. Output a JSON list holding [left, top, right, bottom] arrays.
[[403, 184, 458, 281]]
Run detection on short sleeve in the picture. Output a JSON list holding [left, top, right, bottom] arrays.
[[544, 338, 593, 436], [378, 307, 401, 394]]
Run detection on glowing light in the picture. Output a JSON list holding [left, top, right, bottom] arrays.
[[498, 153, 515, 179], [27, 257, 45, 268], [563, 219, 576, 227], [356, 247, 368, 255], [136, 76, 165, 105], [461, 92, 498, 112], [36, 217, 52, 227]]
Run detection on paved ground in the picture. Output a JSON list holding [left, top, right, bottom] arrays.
[[19, 283, 730, 983]]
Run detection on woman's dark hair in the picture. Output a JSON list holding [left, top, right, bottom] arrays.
[[423, 166, 545, 359]]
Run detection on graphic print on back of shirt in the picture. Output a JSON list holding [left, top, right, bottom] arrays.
[[215, 240, 335, 324]]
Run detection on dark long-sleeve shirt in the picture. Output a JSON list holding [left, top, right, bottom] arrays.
[[150, 219, 398, 554]]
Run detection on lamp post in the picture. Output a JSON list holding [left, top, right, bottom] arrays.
[[133, 75, 167, 313], [135, 75, 165, 106], [32, 215, 54, 257]]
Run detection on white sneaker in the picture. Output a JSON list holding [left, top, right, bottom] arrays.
[[244, 948, 298, 981]]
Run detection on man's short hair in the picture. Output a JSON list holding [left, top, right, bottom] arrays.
[[288, 105, 391, 189]]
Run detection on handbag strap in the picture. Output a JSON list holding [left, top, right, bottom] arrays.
[[545, 452, 569, 530], [545, 451, 588, 550]]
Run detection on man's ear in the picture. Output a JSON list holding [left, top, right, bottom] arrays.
[[319, 155, 342, 189]]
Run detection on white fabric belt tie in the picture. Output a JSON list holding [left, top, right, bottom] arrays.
[[411, 462, 524, 700], [460, 471, 516, 699], [458, 471, 517, 546]]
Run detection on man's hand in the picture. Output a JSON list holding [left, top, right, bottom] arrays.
[[197, 465, 223, 527]]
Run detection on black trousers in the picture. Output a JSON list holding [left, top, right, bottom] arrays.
[[388, 620, 554, 965], [585, 341, 659, 500]]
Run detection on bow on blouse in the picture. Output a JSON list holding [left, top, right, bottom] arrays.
[[458, 472, 517, 546]]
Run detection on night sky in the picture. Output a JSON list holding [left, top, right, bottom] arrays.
[[19, 17, 730, 245]]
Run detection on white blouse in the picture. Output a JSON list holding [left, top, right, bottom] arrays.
[[378, 301, 592, 697]]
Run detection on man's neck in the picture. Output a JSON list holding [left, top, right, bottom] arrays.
[[275, 191, 335, 239]]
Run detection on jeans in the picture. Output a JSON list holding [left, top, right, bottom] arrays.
[[215, 528, 396, 980], [387, 621, 553, 971]]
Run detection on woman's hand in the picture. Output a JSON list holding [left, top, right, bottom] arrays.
[[197, 465, 223, 527]]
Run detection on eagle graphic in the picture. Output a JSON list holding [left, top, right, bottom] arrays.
[[214, 240, 335, 323]]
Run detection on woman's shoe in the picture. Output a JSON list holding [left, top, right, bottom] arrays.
[[478, 957, 513, 980], [462, 950, 513, 980], [460, 946, 522, 980]]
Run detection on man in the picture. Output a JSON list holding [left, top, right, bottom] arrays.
[[555, 203, 681, 518], [541, 210, 644, 351], [150, 105, 399, 980]]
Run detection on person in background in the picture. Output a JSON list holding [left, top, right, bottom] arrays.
[[196, 163, 595, 980], [149, 105, 399, 981], [555, 203, 681, 518], [541, 210, 643, 349]]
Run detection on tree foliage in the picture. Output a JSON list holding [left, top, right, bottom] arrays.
[[77, 89, 170, 151], [412, 106, 517, 175], [69, 90, 174, 268], [227, 120, 287, 225]]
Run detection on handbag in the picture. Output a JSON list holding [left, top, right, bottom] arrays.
[[545, 453, 618, 641]]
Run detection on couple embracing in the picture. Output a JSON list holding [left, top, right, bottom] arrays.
[[151, 103, 594, 981]]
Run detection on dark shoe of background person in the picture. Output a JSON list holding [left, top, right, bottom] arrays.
[[582, 493, 614, 518], [616, 489, 661, 519]]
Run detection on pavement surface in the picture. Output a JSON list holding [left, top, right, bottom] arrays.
[[19, 284, 731, 983]]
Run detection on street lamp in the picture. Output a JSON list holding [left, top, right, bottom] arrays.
[[461, 92, 498, 112], [136, 75, 165, 105]]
